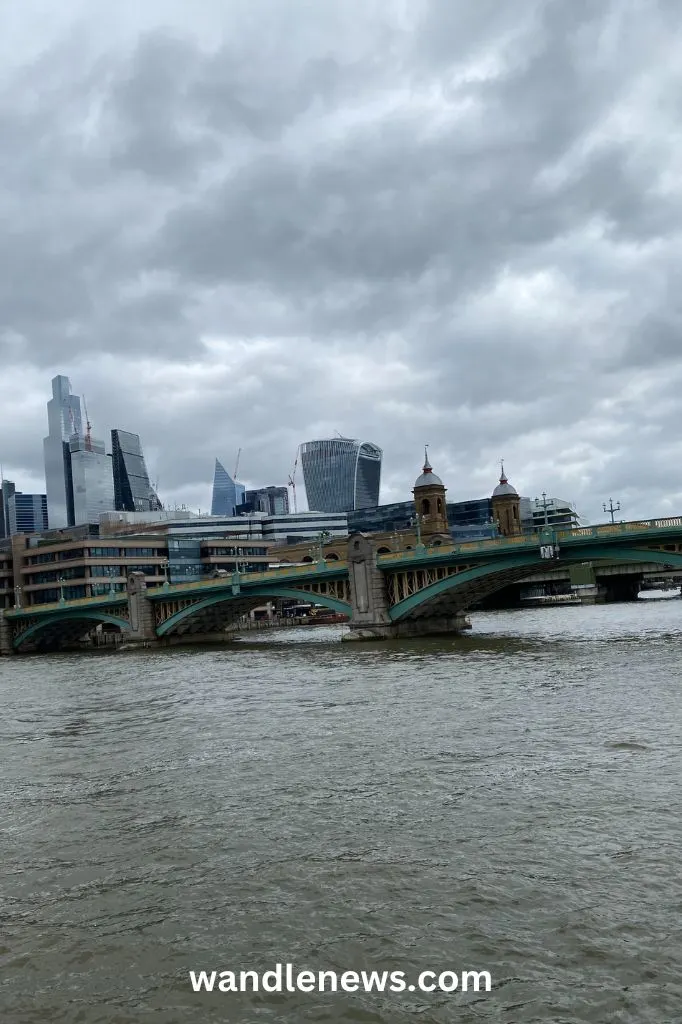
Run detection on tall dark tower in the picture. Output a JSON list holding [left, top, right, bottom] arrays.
[[412, 448, 449, 539], [491, 463, 521, 536]]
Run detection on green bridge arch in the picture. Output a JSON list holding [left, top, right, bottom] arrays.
[[388, 546, 682, 621], [13, 612, 131, 650], [155, 586, 352, 637]]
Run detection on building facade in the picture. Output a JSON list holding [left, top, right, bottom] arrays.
[[519, 496, 581, 531], [300, 438, 382, 512], [42, 375, 83, 529], [69, 436, 115, 525], [211, 459, 244, 517], [7, 493, 48, 535], [111, 430, 161, 512], [0, 479, 16, 538], [243, 486, 290, 516]]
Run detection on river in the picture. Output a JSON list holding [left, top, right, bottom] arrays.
[[1, 600, 681, 1023]]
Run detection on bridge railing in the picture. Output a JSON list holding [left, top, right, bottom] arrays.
[[8, 592, 128, 616], [150, 562, 349, 595]]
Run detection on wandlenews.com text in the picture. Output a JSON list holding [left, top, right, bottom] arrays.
[[190, 964, 492, 995]]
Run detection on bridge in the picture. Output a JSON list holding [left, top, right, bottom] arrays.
[[2, 518, 682, 653]]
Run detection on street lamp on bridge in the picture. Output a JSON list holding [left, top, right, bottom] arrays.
[[534, 492, 550, 526], [603, 498, 621, 524], [312, 530, 331, 566], [14, 585, 22, 609]]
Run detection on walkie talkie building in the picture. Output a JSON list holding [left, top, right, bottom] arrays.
[[300, 438, 382, 512]]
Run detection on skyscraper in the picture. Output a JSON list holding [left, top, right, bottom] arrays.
[[211, 459, 242, 516], [69, 435, 115, 525], [0, 479, 16, 538], [111, 429, 161, 512], [7, 493, 48, 535], [300, 438, 382, 512], [244, 486, 290, 515], [43, 375, 82, 528]]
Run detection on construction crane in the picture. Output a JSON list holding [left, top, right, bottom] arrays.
[[233, 448, 242, 480], [82, 396, 93, 451], [288, 447, 299, 513]]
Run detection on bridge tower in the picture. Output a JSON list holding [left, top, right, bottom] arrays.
[[491, 463, 521, 537], [412, 448, 449, 539]]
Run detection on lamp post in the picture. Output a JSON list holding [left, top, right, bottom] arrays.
[[410, 514, 426, 553], [603, 498, 621, 524], [58, 576, 66, 604], [316, 530, 331, 565], [161, 559, 170, 589], [535, 492, 550, 527], [14, 585, 22, 609]]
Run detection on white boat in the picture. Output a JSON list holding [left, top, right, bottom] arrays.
[[638, 587, 681, 600]]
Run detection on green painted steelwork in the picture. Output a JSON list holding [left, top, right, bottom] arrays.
[[13, 612, 131, 650], [389, 554, 542, 621], [389, 545, 682, 621], [156, 587, 351, 637]]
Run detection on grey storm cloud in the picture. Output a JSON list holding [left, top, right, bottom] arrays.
[[1, 0, 682, 520]]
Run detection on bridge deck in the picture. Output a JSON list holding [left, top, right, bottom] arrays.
[[7, 516, 682, 617]]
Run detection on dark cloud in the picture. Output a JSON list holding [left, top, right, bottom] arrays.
[[1, 0, 681, 523]]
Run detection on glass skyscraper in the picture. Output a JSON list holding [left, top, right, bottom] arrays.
[[211, 459, 243, 516], [111, 430, 161, 512], [0, 479, 16, 538], [7, 493, 48, 535], [244, 486, 290, 515], [69, 436, 115, 525], [300, 438, 382, 512], [43, 375, 83, 528]]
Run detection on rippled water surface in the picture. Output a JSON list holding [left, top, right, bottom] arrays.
[[2, 601, 681, 1023]]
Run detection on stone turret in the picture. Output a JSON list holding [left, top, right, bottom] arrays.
[[491, 463, 521, 537], [412, 448, 449, 539]]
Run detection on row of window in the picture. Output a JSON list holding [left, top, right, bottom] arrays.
[[203, 546, 268, 556], [87, 547, 162, 557]]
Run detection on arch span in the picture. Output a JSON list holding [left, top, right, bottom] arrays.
[[388, 545, 682, 621], [156, 586, 351, 637], [13, 612, 131, 651]]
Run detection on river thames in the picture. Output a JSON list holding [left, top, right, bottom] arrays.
[[1, 600, 680, 1023]]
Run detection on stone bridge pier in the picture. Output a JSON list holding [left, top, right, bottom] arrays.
[[343, 533, 471, 641], [124, 571, 157, 646], [0, 610, 12, 656]]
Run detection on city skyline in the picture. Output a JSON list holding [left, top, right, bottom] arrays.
[[2, 3, 682, 524], [4, 375, 585, 527]]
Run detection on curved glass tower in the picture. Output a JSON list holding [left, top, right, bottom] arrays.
[[111, 430, 161, 512], [300, 438, 382, 512]]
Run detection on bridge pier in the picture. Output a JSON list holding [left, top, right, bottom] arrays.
[[122, 572, 158, 648], [343, 534, 471, 640], [0, 610, 12, 656]]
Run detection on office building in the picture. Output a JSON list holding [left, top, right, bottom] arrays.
[[69, 435, 115, 525], [0, 479, 16, 538], [244, 486, 290, 516], [43, 375, 83, 529], [520, 496, 581, 531], [300, 438, 382, 512], [211, 459, 244, 517], [260, 511, 348, 544], [348, 497, 495, 539], [0, 539, 12, 608], [7, 493, 48, 535], [111, 429, 161, 512]]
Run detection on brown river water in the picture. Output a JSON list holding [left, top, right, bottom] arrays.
[[1, 599, 681, 1023]]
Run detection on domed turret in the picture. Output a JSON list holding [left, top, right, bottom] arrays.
[[413, 447, 449, 539], [491, 463, 521, 536]]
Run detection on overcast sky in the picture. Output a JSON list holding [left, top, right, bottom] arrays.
[[1, 0, 681, 522]]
